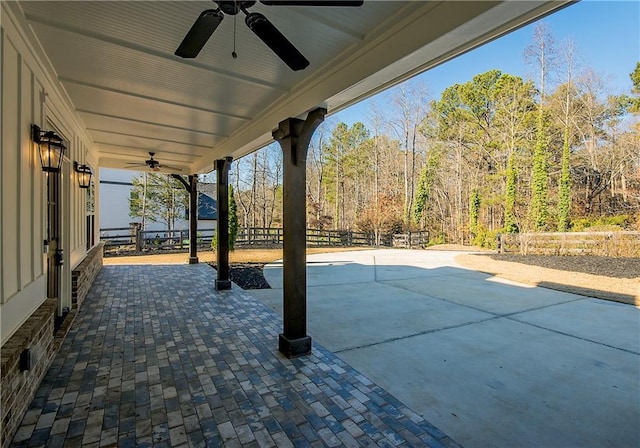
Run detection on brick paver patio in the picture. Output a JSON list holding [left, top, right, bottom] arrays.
[[10, 264, 459, 447]]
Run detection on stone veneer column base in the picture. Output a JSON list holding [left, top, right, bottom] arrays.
[[71, 242, 104, 309]]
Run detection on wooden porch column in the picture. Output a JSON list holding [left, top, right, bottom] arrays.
[[170, 174, 199, 264], [273, 107, 326, 358], [188, 175, 199, 264], [215, 157, 233, 290]]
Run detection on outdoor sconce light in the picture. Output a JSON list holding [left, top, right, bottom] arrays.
[[74, 162, 92, 189], [32, 124, 66, 173]]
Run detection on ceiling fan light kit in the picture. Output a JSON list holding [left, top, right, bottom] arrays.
[[126, 152, 183, 173], [175, 0, 364, 71]]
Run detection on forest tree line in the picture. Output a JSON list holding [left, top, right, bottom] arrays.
[[129, 25, 639, 247], [232, 24, 639, 246]]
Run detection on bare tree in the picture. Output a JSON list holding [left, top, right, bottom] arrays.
[[385, 80, 430, 227]]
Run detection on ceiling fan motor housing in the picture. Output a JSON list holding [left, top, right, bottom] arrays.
[[216, 1, 256, 15], [176, 1, 363, 69]]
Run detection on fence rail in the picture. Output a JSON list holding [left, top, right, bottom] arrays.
[[101, 227, 215, 252], [101, 226, 430, 254], [392, 231, 429, 249], [498, 231, 640, 257], [236, 227, 283, 246]]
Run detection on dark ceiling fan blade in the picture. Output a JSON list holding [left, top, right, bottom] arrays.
[[245, 12, 310, 71], [261, 1, 363, 6], [175, 9, 224, 58]]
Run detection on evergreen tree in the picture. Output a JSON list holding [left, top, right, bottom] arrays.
[[531, 109, 549, 230], [212, 185, 239, 250], [504, 153, 518, 233], [229, 185, 238, 250], [525, 22, 555, 231], [557, 124, 572, 231], [493, 74, 536, 233], [412, 149, 439, 224], [469, 190, 481, 237], [630, 62, 640, 113]]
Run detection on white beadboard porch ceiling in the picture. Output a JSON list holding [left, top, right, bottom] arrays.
[[14, 1, 571, 174]]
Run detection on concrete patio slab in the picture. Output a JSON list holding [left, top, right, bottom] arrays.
[[256, 249, 640, 448], [340, 317, 639, 448], [510, 297, 640, 353], [383, 274, 583, 315], [255, 281, 493, 352]]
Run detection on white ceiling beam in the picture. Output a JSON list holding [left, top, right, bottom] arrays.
[[93, 142, 204, 159], [87, 128, 213, 149], [60, 77, 252, 121], [78, 110, 227, 137]]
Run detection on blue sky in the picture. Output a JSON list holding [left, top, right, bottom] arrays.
[[334, 0, 640, 126]]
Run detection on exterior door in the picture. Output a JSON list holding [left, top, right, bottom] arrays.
[[46, 168, 61, 315], [60, 159, 71, 313]]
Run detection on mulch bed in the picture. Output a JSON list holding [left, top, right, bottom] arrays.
[[489, 254, 640, 279], [208, 262, 270, 289]]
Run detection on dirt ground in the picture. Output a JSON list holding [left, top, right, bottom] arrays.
[[103, 246, 368, 265], [456, 253, 639, 306], [104, 246, 639, 306]]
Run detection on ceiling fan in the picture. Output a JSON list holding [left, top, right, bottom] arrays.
[[175, 1, 364, 71], [126, 152, 183, 172]]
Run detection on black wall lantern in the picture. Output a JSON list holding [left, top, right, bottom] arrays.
[[32, 124, 66, 173], [74, 162, 92, 189]]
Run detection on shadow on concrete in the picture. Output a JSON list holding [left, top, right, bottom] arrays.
[[537, 280, 638, 305], [254, 249, 640, 448]]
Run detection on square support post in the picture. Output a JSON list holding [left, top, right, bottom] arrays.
[[215, 157, 233, 290], [188, 175, 199, 264], [273, 108, 326, 358]]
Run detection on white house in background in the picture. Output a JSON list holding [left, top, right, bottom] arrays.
[[98, 168, 138, 229], [99, 167, 217, 233]]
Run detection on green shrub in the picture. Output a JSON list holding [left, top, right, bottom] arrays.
[[428, 232, 447, 246], [571, 215, 634, 232], [472, 226, 498, 250]]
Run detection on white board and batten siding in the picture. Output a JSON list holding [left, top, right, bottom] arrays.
[[1, 3, 98, 344]]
